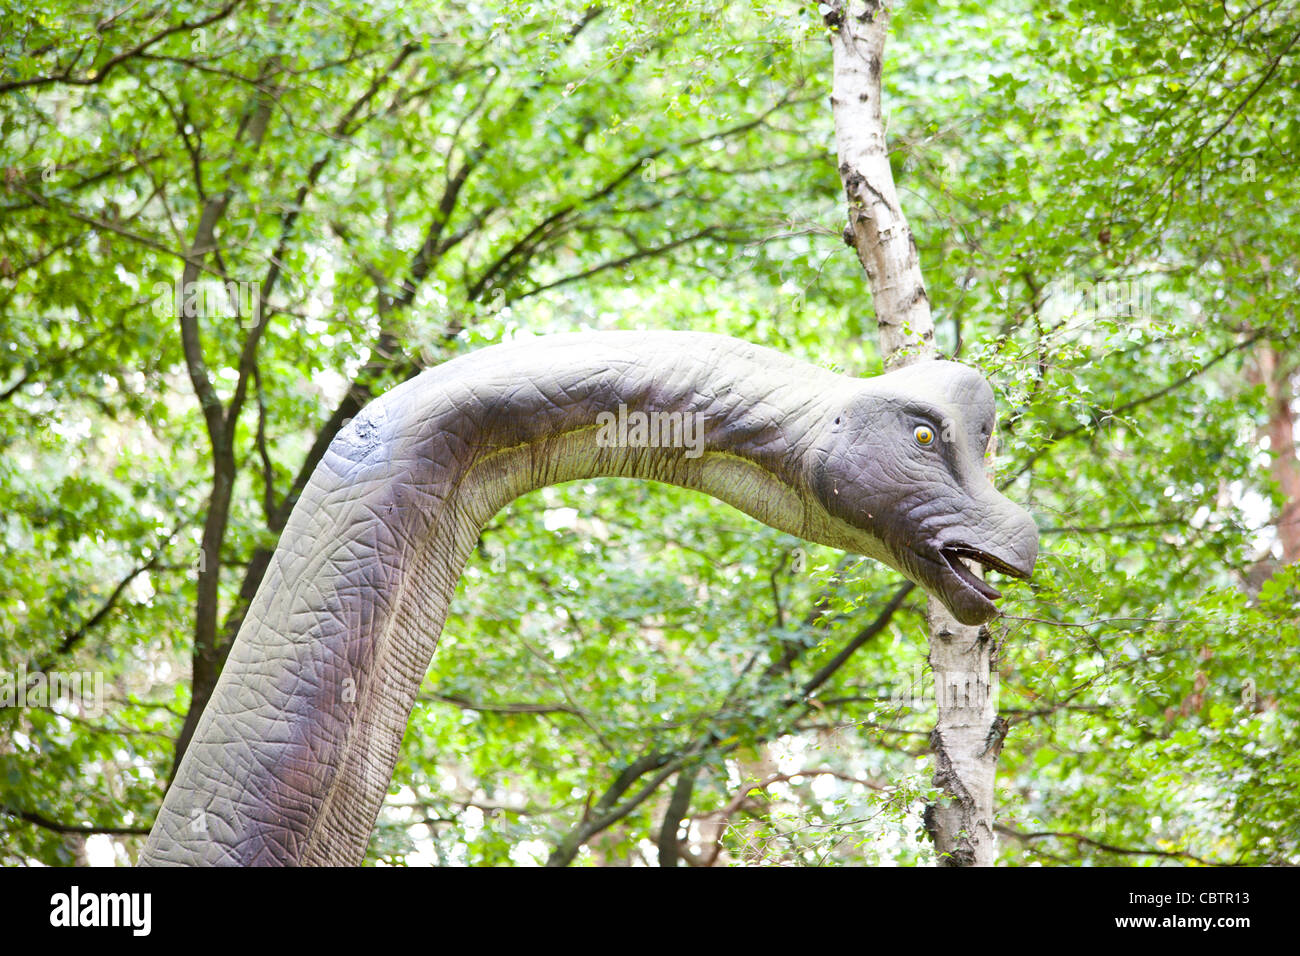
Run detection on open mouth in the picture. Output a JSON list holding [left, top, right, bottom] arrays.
[[937, 543, 1032, 603]]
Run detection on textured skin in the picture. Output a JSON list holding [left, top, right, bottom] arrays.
[[140, 331, 1037, 866]]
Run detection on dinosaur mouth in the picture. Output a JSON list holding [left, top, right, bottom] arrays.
[[940, 543, 1029, 598], [918, 542, 1032, 623]]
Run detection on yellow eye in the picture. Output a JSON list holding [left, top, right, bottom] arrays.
[[913, 425, 934, 446]]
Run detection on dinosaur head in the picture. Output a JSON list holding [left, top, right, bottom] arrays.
[[810, 359, 1038, 625]]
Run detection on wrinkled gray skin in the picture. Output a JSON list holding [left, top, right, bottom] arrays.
[[141, 331, 1037, 866]]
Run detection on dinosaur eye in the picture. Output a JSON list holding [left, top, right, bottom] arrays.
[[913, 424, 935, 446]]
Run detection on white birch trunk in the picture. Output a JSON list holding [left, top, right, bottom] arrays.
[[825, 0, 1001, 866]]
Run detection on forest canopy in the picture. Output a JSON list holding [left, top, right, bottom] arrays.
[[1, 0, 1297, 866]]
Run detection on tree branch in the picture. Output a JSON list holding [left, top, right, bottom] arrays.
[[1, 806, 151, 837], [995, 825, 1226, 866], [0, 0, 247, 94]]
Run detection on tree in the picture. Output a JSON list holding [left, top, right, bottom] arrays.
[[825, 0, 1004, 867]]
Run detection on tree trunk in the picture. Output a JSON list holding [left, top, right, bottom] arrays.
[[1260, 346, 1300, 562], [824, 0, 1000, 866]]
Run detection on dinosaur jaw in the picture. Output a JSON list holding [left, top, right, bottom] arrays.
[[914, 541, 1034, 625]]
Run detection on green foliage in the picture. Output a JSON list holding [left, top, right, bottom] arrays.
[[1, 0, 1296, 865]]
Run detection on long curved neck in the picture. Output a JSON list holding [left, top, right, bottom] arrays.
[[142, 332, 855, 865]]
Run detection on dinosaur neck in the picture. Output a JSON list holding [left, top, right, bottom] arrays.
[[142, 332, 854, 865]]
